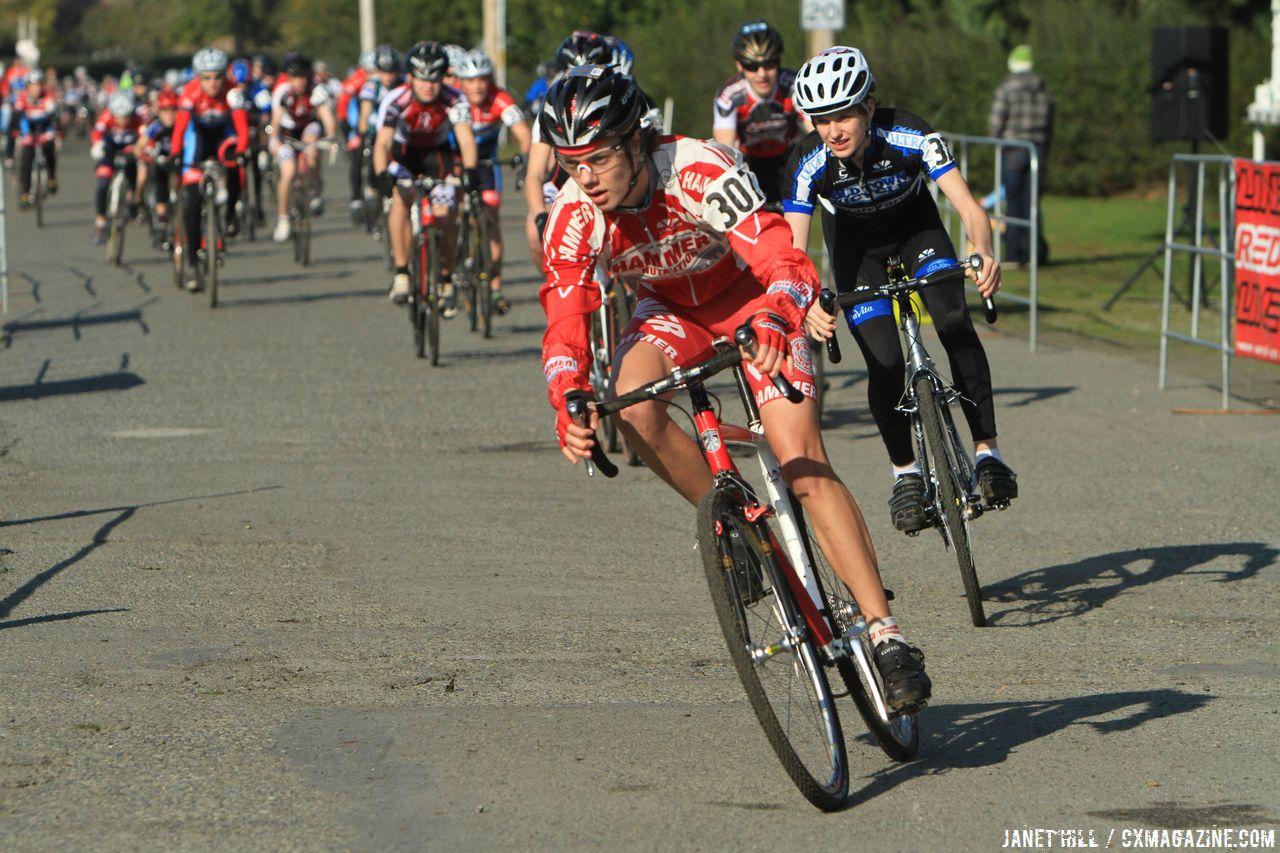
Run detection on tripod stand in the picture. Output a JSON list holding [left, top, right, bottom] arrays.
[[1103, 140, 1213, 312]]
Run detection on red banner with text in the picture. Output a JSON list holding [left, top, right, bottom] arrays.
[[1234, 158, 1280, 364]]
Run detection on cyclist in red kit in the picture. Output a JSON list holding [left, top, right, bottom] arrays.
[[539, 65, 931, 711]]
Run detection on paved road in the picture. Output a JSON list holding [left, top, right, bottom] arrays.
[[2, 142, 1278, 851]]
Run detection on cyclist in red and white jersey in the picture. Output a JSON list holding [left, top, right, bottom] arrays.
[[712, 19, 805, 207], [454, 49, 532, 314], [268, 52, 338, 242], [540, 65, 931, 711], [372, 41, 479, 310]]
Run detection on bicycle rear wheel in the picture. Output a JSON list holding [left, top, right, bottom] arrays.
[[426, 228, 442, 366], [107, 175, 127, 266], [697, 485, 849, 811], [205, 182, 220, 308], [33, 158, 44, 228], [914, 374, 985, 627], [457, 209, 479, 333], [475, 208, 493, 339], [786, 489, 920, 761]]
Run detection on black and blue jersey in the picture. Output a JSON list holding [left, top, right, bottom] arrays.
[[783, 107, 955, 234]]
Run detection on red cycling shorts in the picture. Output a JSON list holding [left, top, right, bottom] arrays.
[[616, 277, 817, 409]]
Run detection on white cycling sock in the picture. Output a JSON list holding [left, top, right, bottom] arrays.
[[975, 447, 1004, 464], [892, 462, 922, 479], [867, 617, 906, 649]]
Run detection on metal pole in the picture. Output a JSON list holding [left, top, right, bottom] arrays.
[[807, 31, 835, 56], [484, 0, 507, 88], [993, 143, 1004, 263], [1029, 144, 1039, 353], [358, 0, 375, 53], [1220, 163, 1232, 410], [1191, 160, 1207, 338], [1159, 161, 1178, 389], [0, 154, 8, 314]]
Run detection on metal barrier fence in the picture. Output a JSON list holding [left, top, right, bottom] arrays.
[[934, 133, 1040, 351], [1157, 154, 1236, 409]]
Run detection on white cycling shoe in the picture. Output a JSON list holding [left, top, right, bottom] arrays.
[[272, 217, 291, 242]]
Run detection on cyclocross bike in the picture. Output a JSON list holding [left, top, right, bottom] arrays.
[[452, 155, 525, 339], [568, 325, 921, 811], [281, 137, 338, 267], [820, 254, 1004, 627], [398, 175, 451, 365], [189, 138, 241, 307], [105, 152, 135, 266]]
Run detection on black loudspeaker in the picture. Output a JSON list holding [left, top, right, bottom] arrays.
[[1150, 26, 1229, 143]]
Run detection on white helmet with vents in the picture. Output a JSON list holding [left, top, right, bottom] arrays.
[[792, 46, 875, 117]]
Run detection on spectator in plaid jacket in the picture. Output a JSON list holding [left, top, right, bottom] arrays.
[[988, 44, 1053, 267]]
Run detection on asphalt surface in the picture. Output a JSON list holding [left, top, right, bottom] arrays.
[[1, 141, 1278, 851]]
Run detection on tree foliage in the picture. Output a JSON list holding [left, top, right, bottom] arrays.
[[24, 0, 1279, 194]]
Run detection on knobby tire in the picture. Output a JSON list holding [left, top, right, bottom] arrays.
[[914, 374, 985, 627]]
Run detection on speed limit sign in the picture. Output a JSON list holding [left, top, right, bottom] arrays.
[[801, 0, 846, 31]]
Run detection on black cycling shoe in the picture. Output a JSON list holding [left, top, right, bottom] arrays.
[[225, 218, 240, 238], [873, 639, 932, 712], [976, 457, 1018, 503], [889, 474, 929, 533]]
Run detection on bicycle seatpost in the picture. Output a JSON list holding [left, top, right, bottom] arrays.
[[818, 290, 842, 364], [564, 392, 618, 479]]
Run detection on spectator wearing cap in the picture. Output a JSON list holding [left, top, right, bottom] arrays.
[[988, 44, 1053, 268]]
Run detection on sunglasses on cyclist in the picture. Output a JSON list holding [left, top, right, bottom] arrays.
[[740, 60, 779, 73], [554, 139, 627, 177]]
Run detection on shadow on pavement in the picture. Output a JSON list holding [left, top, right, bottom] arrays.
[[984, 543, 1279, 627], [217, 286, 382, 308], [0, 368, 145, 402], [0, 486, 282, 629], [220, 270, 354, 288], [844, 688, 1211, 809]]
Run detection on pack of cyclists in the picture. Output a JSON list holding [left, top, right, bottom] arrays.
[[2, 25, 1023, 716]]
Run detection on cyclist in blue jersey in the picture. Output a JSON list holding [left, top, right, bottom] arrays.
[[784, 47, 1018, 533]]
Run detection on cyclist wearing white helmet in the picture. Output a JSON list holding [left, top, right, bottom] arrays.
[[784, 46, 1016, 533], [171, 47, 251, 287], [89, 90, 146, 245], [454, 50, 531, 314], [14, 69, 59, 208]]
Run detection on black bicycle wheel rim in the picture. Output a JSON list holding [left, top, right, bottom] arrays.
[[457, 212, 478, 333], [914, 374, 985, 626], [697, 486, 849, 811], [411, 236, 426, 358], [108, 176, 126, 265], [476, 210, 493, 338], [427, 229, 442, 366], [206, 185, 219, 308], [34, 161, 44, 228]]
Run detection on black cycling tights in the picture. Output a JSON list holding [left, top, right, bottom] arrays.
[[182, 167, 241, 248], [848, 280, 997, 467]]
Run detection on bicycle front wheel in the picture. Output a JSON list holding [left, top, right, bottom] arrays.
[[33, 159, 44, 228], [915, 374, 985, 627], [426, 228, 442, 366], [107, 176, 127, 266], [205, 183, 220, 308], [787, 489, 920, 761], [697, 486, 849, 811], [475, 208, 493, 339]]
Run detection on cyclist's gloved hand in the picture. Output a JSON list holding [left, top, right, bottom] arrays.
[[375, 171, 394, 199], [556, 388, 598, 461], [90, 141, 105, 161], [749, 312, 790, 356], [461, 167, 481, 195]]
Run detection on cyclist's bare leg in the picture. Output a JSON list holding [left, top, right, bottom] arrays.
[[389, 188, 412, 267], [437, 204, 457, 278], [610, 341, 713, 504], [277, 157, 297, 218], [760, 397, 893, 622], [486, 203, 503, 290]]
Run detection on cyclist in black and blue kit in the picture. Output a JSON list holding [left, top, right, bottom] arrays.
[[784, 47, 1018, 533]]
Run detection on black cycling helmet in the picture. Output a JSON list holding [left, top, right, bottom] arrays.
[[405, 41, 448, 82], [373, 43, 401, 73], [733, 19, 784, 64], [282, 51, 313, 77], [554, 31, 611, 72], [539, 64, 644, 152]]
